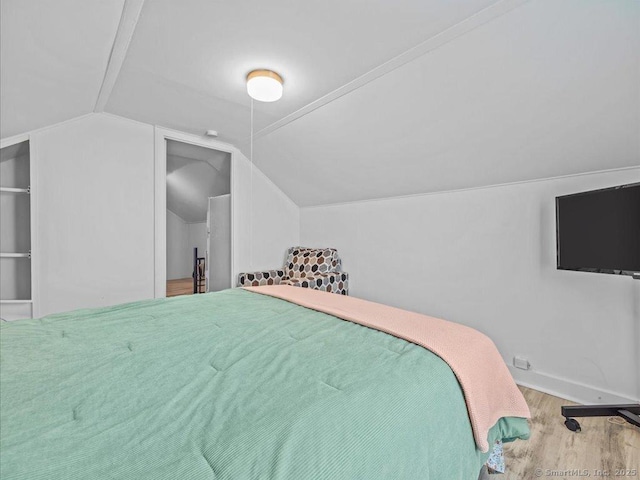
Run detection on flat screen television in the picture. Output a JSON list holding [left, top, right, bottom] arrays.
[[556, 182, 640, 276]]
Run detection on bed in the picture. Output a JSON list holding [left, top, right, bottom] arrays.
[[0, 287, 529, 479]]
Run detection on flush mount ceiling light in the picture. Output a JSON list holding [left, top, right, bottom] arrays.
[[246, 69, 283, 102]]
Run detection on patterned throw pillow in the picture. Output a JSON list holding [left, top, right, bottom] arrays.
[[285, 247, 340, 279]]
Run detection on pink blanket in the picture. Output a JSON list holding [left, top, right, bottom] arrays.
[[244, 285, 530, 452]]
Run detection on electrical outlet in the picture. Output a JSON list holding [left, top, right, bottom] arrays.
[[513, 356, 530, 370]]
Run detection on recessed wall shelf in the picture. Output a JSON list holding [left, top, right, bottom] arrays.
[[1, 138, 35, 321], [0, 187, 30, 194]]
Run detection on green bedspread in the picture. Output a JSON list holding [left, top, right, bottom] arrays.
[[0, 289, 529, 480]]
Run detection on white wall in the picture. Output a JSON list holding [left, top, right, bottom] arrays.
[[23, 113, 299, 314], [208, 194, 231, 292], [32, 113, 155, 315], [166, 211, 207, 281], [166, 209, 190, 280], [301, 167, 640, 404], [233, 151, 300, 279], [187, 222, 207, 262]]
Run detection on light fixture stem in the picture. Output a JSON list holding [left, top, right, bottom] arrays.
[[249, 97, 254, 268]]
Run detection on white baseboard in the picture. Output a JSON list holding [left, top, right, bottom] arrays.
[[508, 366, 639, 405]]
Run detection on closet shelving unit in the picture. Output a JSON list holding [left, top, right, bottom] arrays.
[[1, 136, 36, 321]]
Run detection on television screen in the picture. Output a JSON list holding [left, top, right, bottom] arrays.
[[556, 182, 640, 275]]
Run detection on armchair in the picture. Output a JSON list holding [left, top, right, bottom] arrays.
[[238, 247, 349, 295]]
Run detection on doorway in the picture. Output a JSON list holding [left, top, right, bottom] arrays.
[[163, 139, 232, 297]]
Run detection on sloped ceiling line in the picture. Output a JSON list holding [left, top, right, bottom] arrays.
[[252, 0, 640, 206], [94, 0, 146, 112], [169, 154, 224, 173], [0, 1, 129, 138], [252, 0, 531, 142]]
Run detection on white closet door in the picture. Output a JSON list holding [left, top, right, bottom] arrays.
[[207, 194, 231, 292]]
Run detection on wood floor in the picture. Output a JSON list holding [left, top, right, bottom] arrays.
[[501, 386, 639, 479], [166, 278, 194, 297]]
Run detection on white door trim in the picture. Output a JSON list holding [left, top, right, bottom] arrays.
[[153, 127, 236, 298]]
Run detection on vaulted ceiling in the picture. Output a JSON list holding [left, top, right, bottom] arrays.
[[0, 0, 125, 137], [2, 0, 638, 206]]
